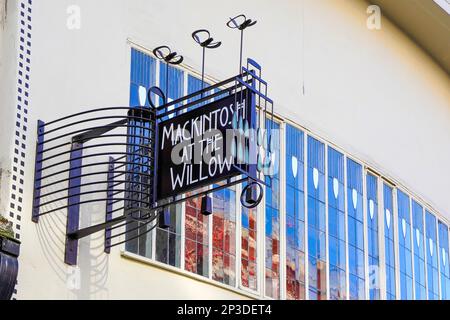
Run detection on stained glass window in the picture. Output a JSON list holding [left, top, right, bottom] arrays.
[[426, 210, 439, 300], [383, 183, 396, 300], [212, 186, 237, 286], [328, 148, 346, 300], [285, 125, 306, 300], [438, 221, 450, 300], [412, 200, 426, 300], [265, 119, 280, 299], [185, 196, 209, 277], [397, 190, 413, 299], [366, 173, 380, 299], [307, 136, 326, 300]]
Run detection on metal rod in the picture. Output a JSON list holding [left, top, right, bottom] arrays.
[[201, 46, 206, 98]]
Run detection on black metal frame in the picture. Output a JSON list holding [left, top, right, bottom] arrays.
[[31, 57, 275, 266]]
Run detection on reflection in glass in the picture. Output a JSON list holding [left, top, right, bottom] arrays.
[[438, 221, 450, 300], [328, 148, 346, 300], [383, 184, 396, 300], [366, 173, 380, 299], [307, 136, 326, 300], [285, 125, 305, 300], [426, 211, 439, 300], [347, 159, 365, 300], [412, 200, 426, 299], [265, 119, 280, 299], [397, 190, 413, 299]]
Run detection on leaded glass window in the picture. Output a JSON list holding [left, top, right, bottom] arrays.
[[307, 136, 326, 300], [367, 173, 380, 299], [285, 125, 306, 300], [347, 159, 365, 300], [383, 183, 396, 300], [328, 147, 346, 300], [397, 190, 413, 299]]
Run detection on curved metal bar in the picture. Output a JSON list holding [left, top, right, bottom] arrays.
[[37, 197, 153, 217], [41, 106, 150, 128], [39, 132, 154, 155], [41, 114, 154, 137], [36, 169, 152, 191], [38, 150, 148, 173], [36, 188, 152, 208], [38, 142, 154, 164], [106, 219, 158, 249], [107, 213, 158, 241], [40, 122, 154, 147], [37, 160, 153, 182]]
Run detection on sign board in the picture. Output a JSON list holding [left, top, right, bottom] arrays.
[[156, 91, 254, 200]]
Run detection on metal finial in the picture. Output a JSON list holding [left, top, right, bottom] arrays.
[[226, 14, 257, 74], [192, 29, 222, 96]]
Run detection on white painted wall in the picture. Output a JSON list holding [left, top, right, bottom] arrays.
[[12, 0, 450, 299]]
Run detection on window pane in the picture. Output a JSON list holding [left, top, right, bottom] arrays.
[[212, 185, 236, 286], [426, 210, 439, 300], [366, 173, 380, 299], [383, 183, 396, 300], [155, 204, 182, 267], [285, 124, 306, 300], [307, 136, 326, 299], [265, 119, 280, 299], [412, 200, 426, 299], [328, 147, 346, 300], [397, 190, 413, 299], [185, 195, 209, 277], [347, 159, 365, 300], [438, 221, 450, 300]]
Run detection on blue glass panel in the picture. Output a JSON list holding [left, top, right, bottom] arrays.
[[159, 61, 184, 117], [426, 211, 439, 300], [397, 190, 413, 299], [307, 136, 326, 299], [285, 125, 305, 300], [438, 221, 450, 300], [327, 147, 346, 300], [347, 159, 364, 299], [265, 119, 280, 299], [366, 173, 380, 299], [412, 200, 426, 299], [383, 184, 396, 300]]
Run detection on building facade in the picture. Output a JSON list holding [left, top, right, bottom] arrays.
[[0, 0, 449, 300]]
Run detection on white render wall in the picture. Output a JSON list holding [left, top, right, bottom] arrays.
[[11, 0, 450, 299]]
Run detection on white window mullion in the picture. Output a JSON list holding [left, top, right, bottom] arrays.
[[435, 214, 442, 300], [393, 187, 401, 300], [304, 132, 309, 300], [363, 169, 370, 300], [409, 197, 416, 300], [344, 156, 350, 300], [236, 181, 242, 290], [423, 206, 429, 299], [378, 177, 387, 300], [279, 122, 287, 300], [324, 145, 330, 300]]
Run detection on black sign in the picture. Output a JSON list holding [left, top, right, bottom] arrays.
[[156, 91, 254, 200]]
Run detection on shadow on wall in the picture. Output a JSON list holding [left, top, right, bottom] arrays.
[[35, 162, 111, 299]]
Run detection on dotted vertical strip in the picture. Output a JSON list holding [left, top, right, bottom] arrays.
[[7, 0, 33, 300]]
